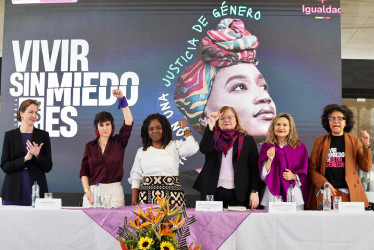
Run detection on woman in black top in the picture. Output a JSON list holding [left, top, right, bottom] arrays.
[[193, 106, 260, 208], [1, 99, 52, 205]]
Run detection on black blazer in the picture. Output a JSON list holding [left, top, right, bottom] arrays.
[[1, 127, 52, 201], [193, 127, 259, 202]]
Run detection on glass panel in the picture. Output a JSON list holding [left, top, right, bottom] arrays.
[[342, 98, 374, 192]]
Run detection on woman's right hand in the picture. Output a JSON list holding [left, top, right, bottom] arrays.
[[266, 147, 275, 161], [323, 181, 337, 196], [208, 111, 220, 131], [86, 191, 94, 205], [265, 147, 275, 172]]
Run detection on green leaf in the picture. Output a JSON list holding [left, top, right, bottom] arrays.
[[127, 231, 137, 239], [152, 226, 161, 242], [125, 240, 138, 245]]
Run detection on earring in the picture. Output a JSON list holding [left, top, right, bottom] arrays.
[[95, 130, 99, 136], [111, 130, 114, 135]]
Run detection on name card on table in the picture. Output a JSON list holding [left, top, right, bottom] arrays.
[[195, 201, 223, 212], [268, 202, 296, 213], [35, 198, 62, 209], [338, 202, 365, 213]]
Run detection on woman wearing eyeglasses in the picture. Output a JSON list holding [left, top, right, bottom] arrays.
[[193, 106, 260, 209], [306, 104, 372, 210]]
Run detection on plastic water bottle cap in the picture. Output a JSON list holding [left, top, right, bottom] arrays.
[[96, 182, 99, 185], [34, 181, 37, 185], [325, 184, 329, 188], [290, 184, 293, 188]]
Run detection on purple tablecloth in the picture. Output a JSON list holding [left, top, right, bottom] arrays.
[[79, 206, 264, 250]]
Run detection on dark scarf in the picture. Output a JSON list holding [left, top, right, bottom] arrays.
[[213, 126, 244, 161]]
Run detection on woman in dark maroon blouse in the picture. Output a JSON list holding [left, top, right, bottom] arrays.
[[79, 89, 133, 208]]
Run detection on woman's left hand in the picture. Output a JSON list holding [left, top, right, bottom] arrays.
[[361, 130, 370, 146], [178, 120, 187, 129], [112, 89, 124, 98], [283, 169, 296, 181], [249, 192, 259, 209], [26, 140, 44, 158]]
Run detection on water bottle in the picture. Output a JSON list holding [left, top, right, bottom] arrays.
[[31, 181, 40, 208], [323, 184, 331, 211], [93, 182, 101, 208], [286, 184, 295, 202]]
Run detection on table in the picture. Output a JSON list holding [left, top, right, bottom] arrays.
[[220, 211, 374, 250], [0, 206, 373, 250], [0, 206, 120, 250]]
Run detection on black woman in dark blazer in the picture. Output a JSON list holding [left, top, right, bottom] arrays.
[[193, 106, 260, 209], [1, 99, 52, 205]]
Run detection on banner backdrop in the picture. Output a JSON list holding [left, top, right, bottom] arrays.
[[0, 0, 341, 194]]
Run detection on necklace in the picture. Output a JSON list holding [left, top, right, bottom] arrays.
[[98, 139, 107, 154]]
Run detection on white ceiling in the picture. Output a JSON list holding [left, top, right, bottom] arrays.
[[341, 0, 374, 59], [0, 0, 371, 59]]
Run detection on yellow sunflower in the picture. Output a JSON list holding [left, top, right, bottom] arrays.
[[138, 237, 153, 250], [160, 241, 175, 250]]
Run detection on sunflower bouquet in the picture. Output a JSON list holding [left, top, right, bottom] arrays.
[[118, 196, 201, 250]]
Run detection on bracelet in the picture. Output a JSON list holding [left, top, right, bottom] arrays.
[[364, 143, 371, 148], [183, 127, 191, 137], [84, 188, 90, 194], [250, 190, 258, 194], [117, 96, 129, 109]]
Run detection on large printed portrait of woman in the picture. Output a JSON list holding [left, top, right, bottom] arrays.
[[174, 18, 276, 137], [174, 18, 277, 196]]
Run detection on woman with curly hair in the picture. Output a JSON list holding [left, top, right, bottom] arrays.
[[258, 113, 309, 210], [306, 104, 372, 210], [128, 114, 199, 206], [193, 106, 260, 209]]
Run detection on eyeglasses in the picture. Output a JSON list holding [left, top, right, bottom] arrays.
[[219, 115, 235, 121], [328, 117, 345, 121]]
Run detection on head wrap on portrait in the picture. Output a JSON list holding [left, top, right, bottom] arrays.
[[174, 18, 259, 134]]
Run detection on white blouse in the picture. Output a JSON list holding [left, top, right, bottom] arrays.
[[128, 136, 199, 189], [260, 145, 304, 209]]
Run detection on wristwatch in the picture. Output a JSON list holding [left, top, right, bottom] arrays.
[[250, 190, 258, 194]]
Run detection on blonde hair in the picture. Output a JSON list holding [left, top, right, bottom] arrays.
[[17, 99, 39, 122], [265, 113, 300, 148], [216, 106, 247, 135]]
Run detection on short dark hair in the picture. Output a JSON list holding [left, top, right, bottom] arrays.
[[17, 99, 39, 122], [321, 104, 354, 133], [93, 111, 115, 134], [141, 113, 172, 151]]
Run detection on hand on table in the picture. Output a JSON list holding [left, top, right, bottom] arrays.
[[249, 192, 259, 209], [86, 191, 94, 205]]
